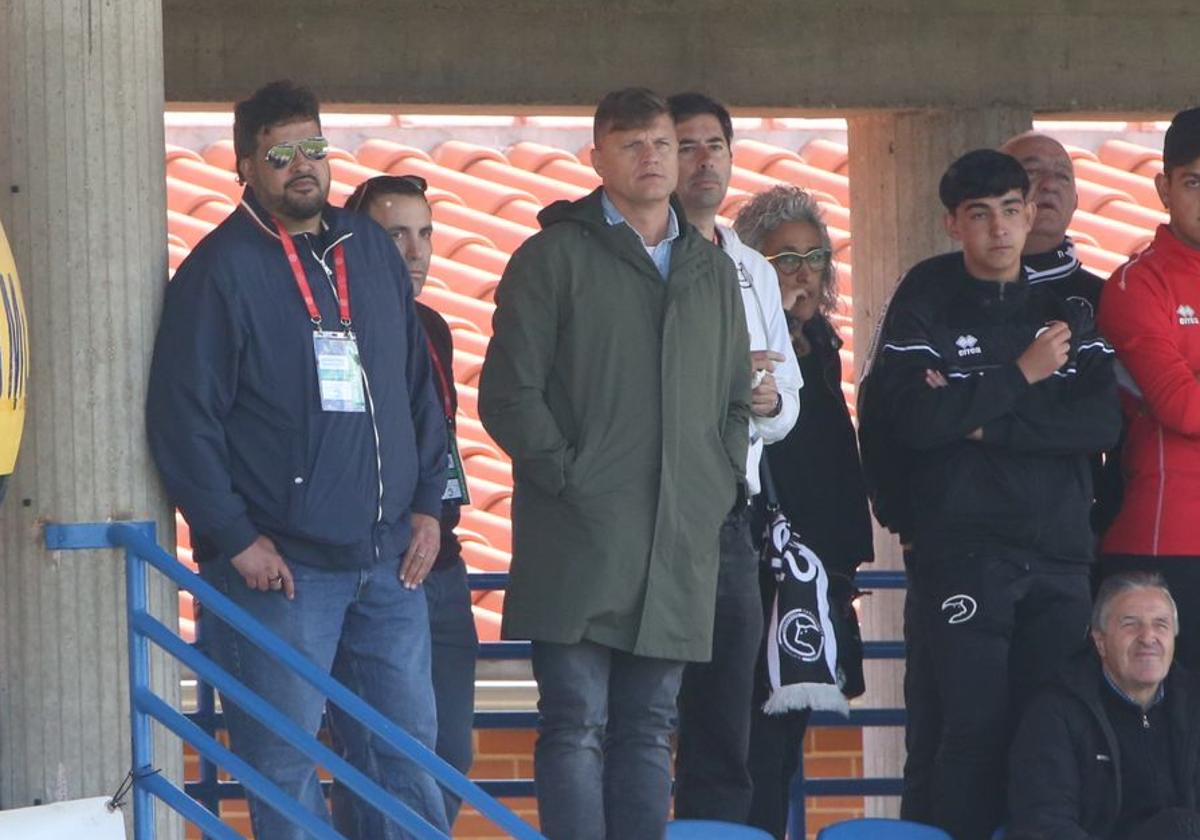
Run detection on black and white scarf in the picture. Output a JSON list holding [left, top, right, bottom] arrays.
[[760, 485, 849, 717]]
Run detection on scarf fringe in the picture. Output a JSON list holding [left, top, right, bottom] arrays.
[[761, 682, 849, 717]]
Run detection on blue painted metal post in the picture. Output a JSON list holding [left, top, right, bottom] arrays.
[[195, 622, 220, 840], [126, 543, 155, 839]]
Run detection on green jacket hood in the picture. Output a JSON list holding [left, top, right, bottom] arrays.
[[537, 187, 694, 238]]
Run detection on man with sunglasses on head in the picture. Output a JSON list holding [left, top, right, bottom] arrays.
[[667, 91, 802, 824], [480, 87, 751, 840], [147, 81, 449, 840], [345, 173, 478, 828]]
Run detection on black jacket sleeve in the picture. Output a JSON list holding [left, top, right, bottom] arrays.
[[1008, 691, 1102, 840], [397, 252, 449, 518], [145, 252, 259, 558], [981, 331, 1121, 456], [872, 292, 1031, 451]]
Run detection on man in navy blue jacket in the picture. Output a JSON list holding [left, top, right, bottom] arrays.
[[146, 80, 449, 839]]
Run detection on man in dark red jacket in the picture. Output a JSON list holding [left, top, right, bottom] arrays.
[[345, 174, 479, 827], [1098, 107, 1200, 671]]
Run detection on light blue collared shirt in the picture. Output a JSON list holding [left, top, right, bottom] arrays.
[[600, 190, 680, 281]]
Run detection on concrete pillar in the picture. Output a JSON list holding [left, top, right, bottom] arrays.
[[0, 2, 181, 837], [846, 107, 1031, 817]]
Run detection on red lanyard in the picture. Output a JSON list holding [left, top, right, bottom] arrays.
[[274, 219, 351, 329], [425, 334, 454, 420]]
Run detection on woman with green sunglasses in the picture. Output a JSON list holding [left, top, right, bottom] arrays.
[[733, 185, 875, 840]]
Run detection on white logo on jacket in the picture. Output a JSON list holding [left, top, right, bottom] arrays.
[[941, 594, 978, 625], [955, 335, 982, 356], [1178, 305, 1200, 326]]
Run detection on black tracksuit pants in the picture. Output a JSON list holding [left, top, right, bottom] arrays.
[[903, 544, 1092, 840], [674, 506, 764, 822], [901, 547, 939, 826]]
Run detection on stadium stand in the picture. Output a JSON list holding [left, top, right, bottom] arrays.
[[163, 121, 1170, 652]]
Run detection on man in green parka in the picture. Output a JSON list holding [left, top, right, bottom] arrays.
[[479, 88, 752, 840]]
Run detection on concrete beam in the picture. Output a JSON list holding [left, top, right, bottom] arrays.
[[166, 0, 1197, 115]]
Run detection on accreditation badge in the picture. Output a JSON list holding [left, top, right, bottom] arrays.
[[442, 419, 471, 504], [313, 330, 367, 413]]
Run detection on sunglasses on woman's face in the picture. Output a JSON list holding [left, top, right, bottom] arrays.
[[766, 247, 832, 275], [263, 136, 330, 169]]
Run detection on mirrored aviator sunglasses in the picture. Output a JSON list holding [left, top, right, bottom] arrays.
[[264, 136, 330, 169], [767, 247, 832, 274]]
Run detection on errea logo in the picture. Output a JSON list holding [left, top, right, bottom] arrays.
[[1179, 305, 1200, 326], [955, 334, 982, 356]]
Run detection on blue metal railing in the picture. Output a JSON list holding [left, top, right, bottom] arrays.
[[44, 521, 543, 840], [184, 568, 908, 835]]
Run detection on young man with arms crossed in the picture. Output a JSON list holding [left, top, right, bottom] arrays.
[[863, 149, 1120, 839], [899, 131, 1121, 827]]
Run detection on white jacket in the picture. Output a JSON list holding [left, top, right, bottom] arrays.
[[719, 224, 803, 495]]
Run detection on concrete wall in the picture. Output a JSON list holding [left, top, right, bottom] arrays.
[[0, 1, 180, 835], [165, 0, 1197, 114]]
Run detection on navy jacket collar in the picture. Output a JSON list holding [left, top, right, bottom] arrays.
[[238, 186, 352, 245]]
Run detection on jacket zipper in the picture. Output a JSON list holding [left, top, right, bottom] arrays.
[[310, 236, 385, 561]]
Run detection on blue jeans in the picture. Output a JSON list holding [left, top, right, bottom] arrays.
[[199, 555, 448, 840], [425, 561, 479, 824], [531, 639, 684, 840]]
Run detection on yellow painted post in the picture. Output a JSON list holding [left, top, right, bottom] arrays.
[[0, 218, 27, 500]]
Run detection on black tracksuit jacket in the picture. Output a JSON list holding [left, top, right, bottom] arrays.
[[858, 252, 1121, 562]]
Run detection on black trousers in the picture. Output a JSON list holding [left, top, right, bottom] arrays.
[[900, 547, 939, 826], [1100, 555, 1200, 671], [904, 545, 1092, 840], [674, 508, 764, 822], [746, 702, 811, 839]]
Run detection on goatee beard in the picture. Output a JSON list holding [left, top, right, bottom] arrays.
[[281, 191, 325, 222]]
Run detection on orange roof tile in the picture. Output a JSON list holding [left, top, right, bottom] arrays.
[[1073, 160, 1160, 208], [1074, 179, 1134, 214], [435, 141, 589, 206], [461, 541, 512, 573], [1075, 242, 1129, 276], [506, 142, 601, 191], [1097, 199, 1167, 231], [1097, 139, 1162, 177], [167, 157, 242, 204], [167, 175, 235, 216], [801, 139, 849, 175], [1069, 209, 1154, 257], [202, 139, 237, 171], [419, 286, 496, 336], [428, 256, 500, 302], [168, 209, 216, 249], [431, 202, 536, 255]]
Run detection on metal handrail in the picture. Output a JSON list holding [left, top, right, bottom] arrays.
[[47, 520, 543, 840], [179, 560, 910, 838]]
